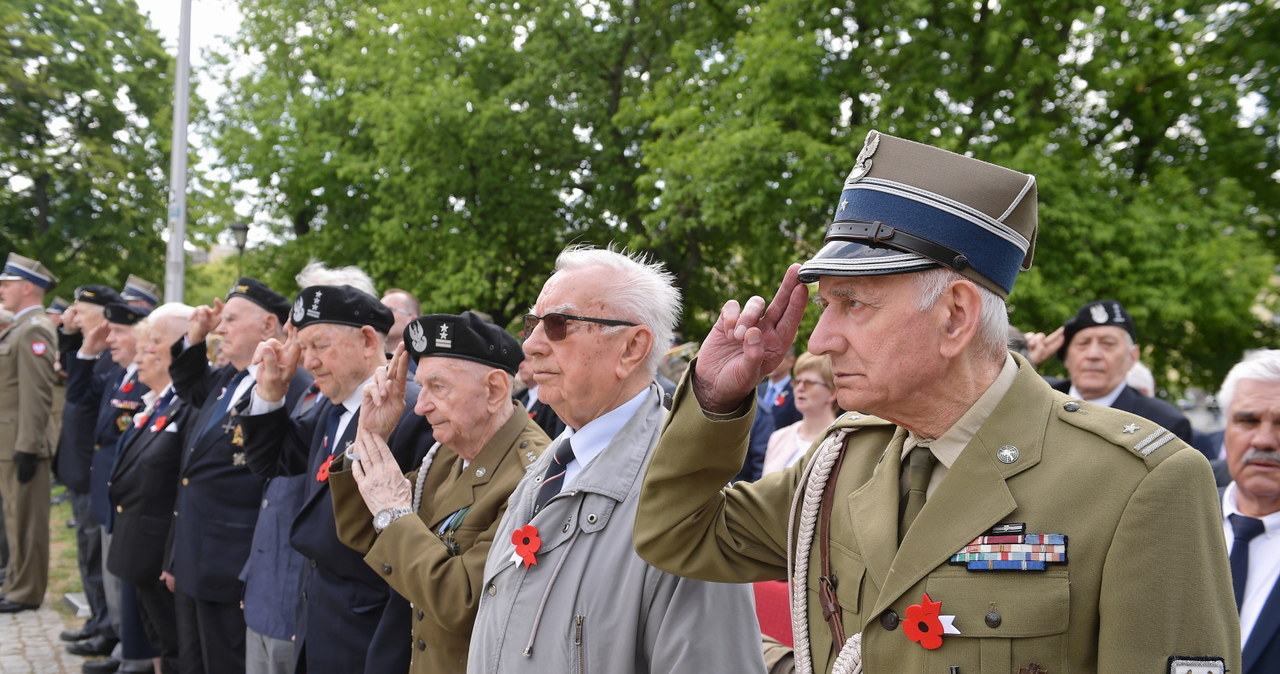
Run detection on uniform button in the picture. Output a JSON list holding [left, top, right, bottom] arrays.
[[383, 563, 393, 575], [107, 480, 112, 487], [182, 478, 189, 486], [310, 559, 317, 568], [519, 441, 528, 449], [486, 583, 496, 597], [416, 640, 425, 651], [416, 609, 424, 621], [985, 611, 1002, 628], [879, 610, 899, 631], [1063, 401, 1080, 412], [115, 505, 122, 513], [94, 444, 100, 450], [261, 499, 269, 509]]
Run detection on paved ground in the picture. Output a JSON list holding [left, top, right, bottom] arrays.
[[0, 600, 90, 674]]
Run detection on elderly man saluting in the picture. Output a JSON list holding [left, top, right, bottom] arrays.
[[633, 131, 1238, 673], [466, 246, 765, 673], [329, 311, 548, 673]]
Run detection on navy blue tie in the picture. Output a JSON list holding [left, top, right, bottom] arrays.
[[1229, 513, 1266, 609], [201, 369, 249, 438], [323, 403, 347, 454], [533, 439, 575, 514]]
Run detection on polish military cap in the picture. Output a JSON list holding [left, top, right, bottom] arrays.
[[226, 277, 291, 324], [45, 297, 70, 315], [120, 274, 160, 307], [404, 311, 523, 374], [290, 285, 394, 334], [0, 253, 59, 289], [75, 285, 124, 307], [104, 302, 152, 326], [1058, 299, 1136, 360], [798, 130, 1038, 297]]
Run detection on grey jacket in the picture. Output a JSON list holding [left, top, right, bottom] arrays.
[[468, 384, 766, 673]]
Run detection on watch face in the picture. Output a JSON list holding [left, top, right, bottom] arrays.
[[375, 510, 391, 530]]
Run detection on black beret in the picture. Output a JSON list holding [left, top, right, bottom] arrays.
[[404, 311, 523, 374], [226, 276, 290, 323], [74, 285, 124, 307], [104, 302, 151, 326], [290, 285, 394, 333], [1058, 299, 1136, 360]]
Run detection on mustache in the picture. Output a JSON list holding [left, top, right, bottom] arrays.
[[1241, 449, 1280, 465]]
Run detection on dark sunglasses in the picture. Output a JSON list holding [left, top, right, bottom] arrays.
[[522, 312, 637, 341]]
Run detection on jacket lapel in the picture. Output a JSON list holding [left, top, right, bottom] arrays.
[[847, 428, 906, 602], [1244, 578, 1280, 671]]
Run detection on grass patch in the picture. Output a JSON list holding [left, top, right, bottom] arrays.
[[48, 484, 85, 628]]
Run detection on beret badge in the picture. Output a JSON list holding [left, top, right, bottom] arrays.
[[1089, 303, 1108, 324], [292, 297, 305, 324], [844, 130, 880, 186], [408, 321, 428, 353]]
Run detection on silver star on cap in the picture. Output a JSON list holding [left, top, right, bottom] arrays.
[[839, 198, 849, 212], [1122, 424, 1139, 434], [996, 445, 1019, 464]]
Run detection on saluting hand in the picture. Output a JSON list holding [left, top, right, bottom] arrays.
[[81, 321, 110, 356], [252, 337, 300, 403], [187, 298, 224, 344], [61, 305, 81, 334], [350, 429, 412, 517], [693, 264, 808, 414], [1024, 325, 1065, 368], [359, 344, 408, 441]]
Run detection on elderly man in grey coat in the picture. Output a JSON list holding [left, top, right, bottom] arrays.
[[467, 246, 765, 673]]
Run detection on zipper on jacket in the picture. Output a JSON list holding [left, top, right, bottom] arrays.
[[574, 614, 586, 674]]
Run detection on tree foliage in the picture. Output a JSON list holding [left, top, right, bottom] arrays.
[[212, 0, 1279, 390]]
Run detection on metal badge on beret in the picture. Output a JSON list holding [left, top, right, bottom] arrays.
[[0, 253, 59, 289], [104, 302, 152, 326], [799, 129, 1038, 297], [1057, 299, 1136, 360], [290, 285, 394, 333], [403, 311, 523, 374], [75, 284, 124, 307], [226, 276, 291, 323]]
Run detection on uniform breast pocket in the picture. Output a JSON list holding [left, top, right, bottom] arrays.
[[813, 540, 867, 627], [926, 571, 1069, 670]]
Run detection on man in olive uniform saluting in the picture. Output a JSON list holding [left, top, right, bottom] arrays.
[[634, 131, 1239, 673], [0, 253, 59, 612]]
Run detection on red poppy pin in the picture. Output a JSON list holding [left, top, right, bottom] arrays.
[[316, 454, 335, 482], [121, 380, 134, 393], [151, 415, 168, 432], [902, 592, 960, 650], [134, 414, 150, 430], [511, 525, 541, 569], [774, 392, 787, 407]]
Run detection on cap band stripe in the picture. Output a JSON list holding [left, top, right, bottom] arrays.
[[830, 184, 1027, 294], [855, 177, 1031, 250], [3, 264, 52, 287]]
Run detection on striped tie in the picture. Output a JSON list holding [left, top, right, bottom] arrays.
[[533, 438, 575, 514]]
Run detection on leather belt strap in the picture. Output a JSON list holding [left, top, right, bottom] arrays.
[[818, 440, 849, 655], [826, 219, 971, 272]]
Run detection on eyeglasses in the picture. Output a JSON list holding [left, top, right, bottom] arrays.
[[522, 312, 637, 341], [793, 378, 831, 389]]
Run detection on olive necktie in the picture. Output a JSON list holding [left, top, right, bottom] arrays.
[[899, 445, 937, 543]]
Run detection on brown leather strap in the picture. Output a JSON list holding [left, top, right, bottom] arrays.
[[818, 441, 848, 654]]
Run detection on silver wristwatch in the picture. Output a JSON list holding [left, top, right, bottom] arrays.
[[373, 506, 414, 533]]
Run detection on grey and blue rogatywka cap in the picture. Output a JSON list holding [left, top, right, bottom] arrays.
[[798, 130, 1038, 298]]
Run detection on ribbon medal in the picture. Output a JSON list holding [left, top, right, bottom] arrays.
[[510, 525, 541, 569], [903, 592, 960, 650]]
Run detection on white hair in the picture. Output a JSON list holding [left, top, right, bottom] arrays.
[[295, 261, 377, 297], [912, 268, 1009, 361], [552, 245, 682, 374], [1219, 349, 1280, 414], [1126, 361, 1155, 397], [148, 302, 195, 322]]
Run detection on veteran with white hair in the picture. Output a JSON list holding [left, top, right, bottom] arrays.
[[467, 246, 765, 674], [634, 131, 1238, 673]]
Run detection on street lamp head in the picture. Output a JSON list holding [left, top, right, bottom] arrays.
[[230, 222, 250, 253]]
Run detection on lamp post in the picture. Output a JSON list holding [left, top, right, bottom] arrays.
[[230, 223, 250, 277]]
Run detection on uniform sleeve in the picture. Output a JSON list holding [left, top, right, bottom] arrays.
[[16, 324, 57, 456], [634, 369, 800, 584], [168, 338, 216, 408], [641, 570, 767, 673], [1096, 448, 1240, 671], [365, 491, 507, 635]]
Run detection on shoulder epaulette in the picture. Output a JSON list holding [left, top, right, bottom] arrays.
[[1053, 395, 1182, 462], [830, 411, 894, 433]]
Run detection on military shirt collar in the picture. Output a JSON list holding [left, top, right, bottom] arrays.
[[903, 353, 1018, 470]]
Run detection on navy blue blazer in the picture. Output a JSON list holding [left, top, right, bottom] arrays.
[[167, 338, 313, 604], [736, 379, 801, 483], [240, 388, 431, 674], [1218, 485, 1280, 674], [56, 334, 124, 493], [89, 366, 149, 531]]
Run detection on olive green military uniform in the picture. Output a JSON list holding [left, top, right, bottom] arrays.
[[635, 355, 1239, 673], [331, 403, 547, 674], [0, 307, 57, 605]]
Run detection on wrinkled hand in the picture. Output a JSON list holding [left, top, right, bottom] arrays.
[[350, 429, 412, 517], [251, 337, 300, 403], [360, 345, 408, 441], [188, 298, 224, 344], [61, 305, 81, 334], [81, 321, 109, 356], [14, 452, 37, 484], [1024, 325, 1065, 367], [693, 264, 809, 413], [159, 571, 175, 593]]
